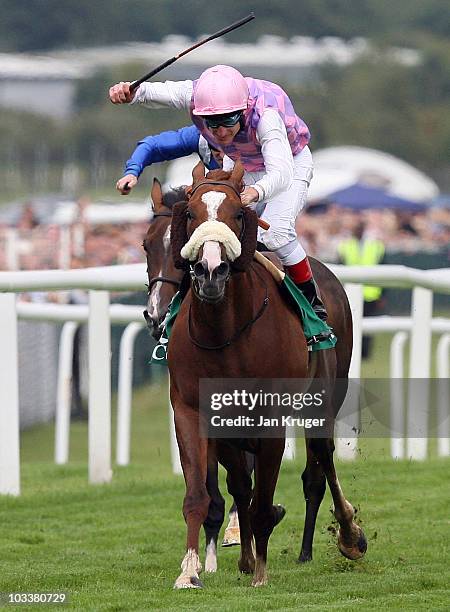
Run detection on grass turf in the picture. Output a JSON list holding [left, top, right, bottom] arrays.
[[1, 335, 449, 610]]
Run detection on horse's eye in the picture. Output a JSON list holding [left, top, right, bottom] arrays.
[[186, 210, 195, 220], [235, 211, 244, 220]]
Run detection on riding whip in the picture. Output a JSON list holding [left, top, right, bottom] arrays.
[[130, 13, 255, 92]]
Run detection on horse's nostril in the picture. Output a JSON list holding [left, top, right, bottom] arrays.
[[193, 260, 207, 279], [214, 261, 230, 281]]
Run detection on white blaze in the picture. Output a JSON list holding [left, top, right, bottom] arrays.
[[201, 191, 226, 221], [147, 268, 162, 318], [202, 241, 222, 275], [163, 224, 171, 250]]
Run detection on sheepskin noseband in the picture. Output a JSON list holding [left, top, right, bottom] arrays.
[[180, 220, 242, 262]]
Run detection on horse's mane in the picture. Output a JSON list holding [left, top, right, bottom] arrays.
[[162, 186, 187, 209]]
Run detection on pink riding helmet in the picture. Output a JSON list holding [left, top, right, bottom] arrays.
[[192, 65, 249, 116]]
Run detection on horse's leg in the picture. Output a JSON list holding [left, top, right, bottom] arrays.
[[203, 440, 225, 573], [218, 443, 255, 574], [222, 451, 254, 547], [310, 437, 367, 560], [173, 402, 210, 589], [250, 439, 285, 587], [298, 440, 326, 562]]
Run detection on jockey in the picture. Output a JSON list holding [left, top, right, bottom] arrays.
[[110, 65, 327, 319], [116, 124, 222, 195]]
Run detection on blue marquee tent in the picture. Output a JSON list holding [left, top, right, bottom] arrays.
[[325, 183, 428, 211]]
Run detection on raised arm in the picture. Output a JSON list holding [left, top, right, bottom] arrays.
[[109, 80, 193, 109]]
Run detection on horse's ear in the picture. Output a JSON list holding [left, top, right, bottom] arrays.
[[232, 206, 258, 271], [192, 161, 206, 184], [230, 159, 245, 189], [151, 178, 164, 213], [170, 201, 190, 270]]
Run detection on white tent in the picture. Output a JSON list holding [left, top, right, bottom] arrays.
[[310, 146, 439, 203]]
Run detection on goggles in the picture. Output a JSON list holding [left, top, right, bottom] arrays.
[[203, 111, 243, 130]]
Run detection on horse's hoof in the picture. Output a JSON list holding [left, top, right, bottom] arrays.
[[238, 557, 255, 574], [222, 526, 241, 547], [204, 560, 217, 573], [173, 575, 204, 589], [337, 526, 368, 560], [274, 504, 286, 526], [252, 577, 268, 587], [298, 550, 312, 563]]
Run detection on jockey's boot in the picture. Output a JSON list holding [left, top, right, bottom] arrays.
[[296, 277, 328, 321], [285, 258, 328, 321]]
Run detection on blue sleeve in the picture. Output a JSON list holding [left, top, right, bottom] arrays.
[[124, 125, 202, 177]]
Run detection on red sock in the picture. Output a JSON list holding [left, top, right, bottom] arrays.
[[285, 258, 312, 284]]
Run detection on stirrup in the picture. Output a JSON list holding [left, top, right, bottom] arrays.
[[306, 329, 335, 346]]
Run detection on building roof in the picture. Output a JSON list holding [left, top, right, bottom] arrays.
[[0, 36, 421, 80]]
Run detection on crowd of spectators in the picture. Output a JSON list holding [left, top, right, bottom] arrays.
[[0, 197, 449, 276], [0, 199, 149, 273], [297, 204, 450, 262]]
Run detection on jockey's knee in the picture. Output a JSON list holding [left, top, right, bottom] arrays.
[[259, 228, 295, 252], [272, 238, 307, 266]]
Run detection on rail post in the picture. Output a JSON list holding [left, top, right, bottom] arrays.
[[389, 331, 409, 459], [116, 322, 145, 466], [55, 321, 79, 464], [406, 287, 433, 460], [436, 333, 450, 457], [0, 293, 20, 495], [336, 283, 364, 460], [88, 290, 112, 483]]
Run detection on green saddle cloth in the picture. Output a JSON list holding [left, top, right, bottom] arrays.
[[150, 276, 336, 365]]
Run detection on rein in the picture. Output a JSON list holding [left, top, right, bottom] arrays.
[[188, 262, 269, 350], [152, 211, 173, 217]]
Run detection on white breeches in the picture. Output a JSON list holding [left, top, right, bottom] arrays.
[[245, 146, 313, 266]]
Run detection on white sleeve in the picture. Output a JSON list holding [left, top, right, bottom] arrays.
[[131, 80, 193, 110], [253, 109, 294, 202]]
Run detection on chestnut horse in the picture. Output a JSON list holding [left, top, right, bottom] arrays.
[[143, 179, 231, 572], [167, 161, 367, 589]]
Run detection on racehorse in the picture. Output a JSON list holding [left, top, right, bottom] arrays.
[[143, 178, 230, 572], [166, 161, 367, 588]]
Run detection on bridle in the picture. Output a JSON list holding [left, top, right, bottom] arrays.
[[188, 180, 243, 200], [146, 211, 181, 293], [188, 261, 269, 350], [186, 179, 269, 349], [187, 179, 246, 302]]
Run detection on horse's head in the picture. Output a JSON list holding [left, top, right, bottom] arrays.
[[143, 179, 185, 339], [171, 161, 258, 304]]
